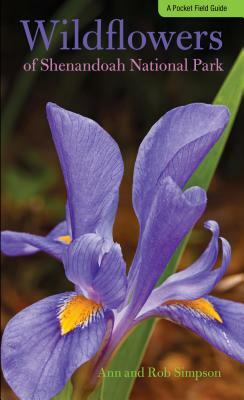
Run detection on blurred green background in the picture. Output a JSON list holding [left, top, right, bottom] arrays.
[[1, 1, 244, 399]]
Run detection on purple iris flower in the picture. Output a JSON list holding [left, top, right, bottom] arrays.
[[1, 103, 244, 400]]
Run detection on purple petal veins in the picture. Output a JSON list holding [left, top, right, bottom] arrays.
[[127, 103, 229, 300], [46, 103, 124, 240], [132, 103, 229, 226], [125, 177, 207, 319], [138, 220, 231, 314], [1, 228, 66, 259], [135, 296, 244, 363], [1, 293, 107, 400]]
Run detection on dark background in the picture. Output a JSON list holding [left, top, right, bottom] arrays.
[[1, 1, 244, 399]]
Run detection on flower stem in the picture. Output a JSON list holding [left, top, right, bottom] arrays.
[[90, 315, 136, 387]]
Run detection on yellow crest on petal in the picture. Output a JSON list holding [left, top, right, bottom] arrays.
[[58, 295, 102, 335], [57, 235, 72, 245], [165, 298, 223, 323]]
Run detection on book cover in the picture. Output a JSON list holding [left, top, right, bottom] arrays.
[[1, 1, 243, 399]]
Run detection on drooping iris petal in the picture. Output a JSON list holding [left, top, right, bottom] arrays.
[[139, 221, 231, 314], [64, 234, 127, 308], [1, 292, 108, 400], [133, 103, 229, 228], [127, 176, 207, 318], [137, 296, 244, 363], [1, 220, 68, 259], [93, 243, 127, 309], [46, 103, 124, 240]]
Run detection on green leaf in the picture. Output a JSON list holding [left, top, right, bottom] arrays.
[[94, 49, 244, 400], [88, 383, 103, 400], [102, 320, 154, 400], [52, 380, 73, 400], [4, 150, 56, 203]]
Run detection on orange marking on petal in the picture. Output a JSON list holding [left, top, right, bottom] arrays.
[[57, 235, 72, 245], [58, 295, 102, 335], [165, 298, 223, 323]]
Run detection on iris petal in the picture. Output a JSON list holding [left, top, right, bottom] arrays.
[[1, 293, 107, 400], [64, 233, 107, 290], [140, 220, 231, 314], [136, 296, 244, 363], [1, 220, 68, 259], [93, 243, 127, 309], [64, 234, 127, 309], [133, 103, 229, 228], [125, 104, 229, 308], [127, 176, 207, 318], [128, 104, 228, 296], [57, 293, 103, 335], [46, 103, 124, 240]]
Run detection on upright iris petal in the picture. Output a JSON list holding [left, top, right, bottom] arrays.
[[128, 103, 230, 299], [1, 104, 124, 259], [139, 220, 231, 313], [46, 103, 124, 240], [132, 103, 229, 226], [127, 176, 207, 318]]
